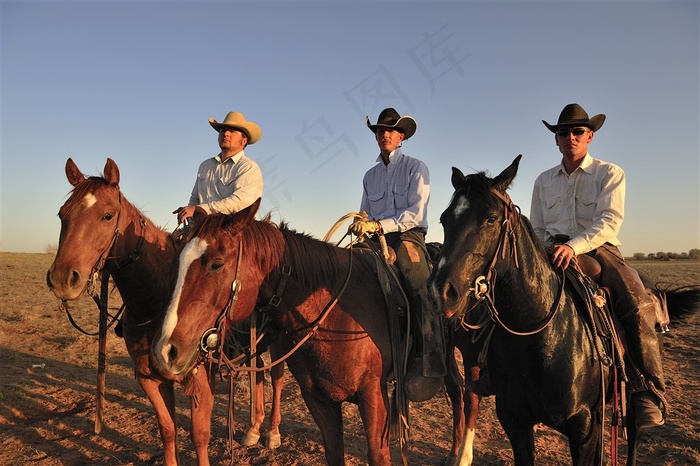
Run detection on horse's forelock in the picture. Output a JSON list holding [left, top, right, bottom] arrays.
[[61, 177, 111, 216]]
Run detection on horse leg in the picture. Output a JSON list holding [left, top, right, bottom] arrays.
[[136, 372, 179, 466], [127, 330, 180, 466], [357, 392, 392, 466], [626, 423, 640, 466], [301, 396, 346, 466], [442, 344, 467, 466], [188, 367, 214, 466], [564, 411, 601, 466], [495, 399, 535, 466], [241, 354, 266, 446], [266, 349, 284, 449], [454, 371, 481, 466]]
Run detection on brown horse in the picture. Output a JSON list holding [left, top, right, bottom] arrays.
[[149, 200, 470, 466], [46, 158, 285, 466]]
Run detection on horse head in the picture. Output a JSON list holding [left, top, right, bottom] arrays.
[[430, 155, 522, 318], [151, 198, 279, 380], [47, 158, 123, 300]]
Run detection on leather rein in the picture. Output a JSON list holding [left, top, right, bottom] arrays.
[[461, 188, 565, 336], [197, 237, 356, 374], [59, 192, 147, 336]]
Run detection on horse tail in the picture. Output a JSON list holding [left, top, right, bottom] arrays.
[[662, 285, 700, 321]]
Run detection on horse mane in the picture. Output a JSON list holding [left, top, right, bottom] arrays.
[[460, 170, 550, 261], [60, 176, 109, 216], [278, 223, 375, 290], [188, 213, 375, 291], [61, 175, 172, 239]]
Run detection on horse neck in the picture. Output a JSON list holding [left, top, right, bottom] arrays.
[[494, 219, 563, 321], [257, 229, 357, 326], [108, 197, 178, 313]]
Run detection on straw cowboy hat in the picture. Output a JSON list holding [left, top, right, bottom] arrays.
[[209, 111, 262, 144], [543, 103, 606, 133], [366, 108, 417, 140]]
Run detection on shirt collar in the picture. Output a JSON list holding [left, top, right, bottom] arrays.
[[375, 147, 403, 164], [557, 152, 593, 175], [216, 150, 245, 164]]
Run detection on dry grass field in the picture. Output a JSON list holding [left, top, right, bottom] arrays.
[[1, 253, 699, 465]]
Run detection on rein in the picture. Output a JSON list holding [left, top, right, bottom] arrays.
[[462, 188, 564, 336], [60, 193, 148, 335], [199, 236, 357, 374]]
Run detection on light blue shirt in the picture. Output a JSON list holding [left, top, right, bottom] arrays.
[[359, 148, 430, 233], [188, 150, 263, 215]]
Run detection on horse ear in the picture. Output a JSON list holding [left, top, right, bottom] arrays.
[[223, 198, 261, 230], [65, 158, 85, 187], [240, 198, 261, 222], [492, 154, 522, 193], [191, 206, 208, 224], [451, 167, 466, 189], [103, 158, 120, 187]]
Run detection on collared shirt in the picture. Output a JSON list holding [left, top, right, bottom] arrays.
[[530, 153, 625, 255], [188, 150, 263, 215], [359, 148, 430, 234]]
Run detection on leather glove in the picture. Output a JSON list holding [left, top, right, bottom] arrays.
[[348, 218, 381, 237]]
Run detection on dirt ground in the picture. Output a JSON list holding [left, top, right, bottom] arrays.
[[1, 253, 699, 465]]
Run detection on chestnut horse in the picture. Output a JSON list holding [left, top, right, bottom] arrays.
[[150, 200, 471, 466], [430, 155, 700, 465], [46, 158, 285, 466]]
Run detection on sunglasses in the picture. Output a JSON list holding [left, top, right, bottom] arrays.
[[556, 127, 591, 137]]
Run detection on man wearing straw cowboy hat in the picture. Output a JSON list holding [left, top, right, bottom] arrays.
[[349, 107, 447, 402], [174, 111, 263, 224], [531, 103, 666, 430]]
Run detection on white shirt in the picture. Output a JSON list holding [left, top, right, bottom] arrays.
[[530, 153, 625, 255], [188, 150, 263, 215], [359, 148, 430, 233]]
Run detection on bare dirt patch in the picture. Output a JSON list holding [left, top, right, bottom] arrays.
[[1, 253, 699, 465]]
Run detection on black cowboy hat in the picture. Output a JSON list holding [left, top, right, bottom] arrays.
[[543, 103, 606, 133], [366, 108, 417, 140]]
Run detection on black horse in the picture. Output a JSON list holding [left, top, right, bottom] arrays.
[[429, 155, 700, 465]]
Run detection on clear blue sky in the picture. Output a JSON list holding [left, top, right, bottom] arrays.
[[2, 0, 699, 257]]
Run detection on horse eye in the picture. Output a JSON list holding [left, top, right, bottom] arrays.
[[209, 261, 224, 271], [102, 213, 114, 221], [487, 216, 497, 225]]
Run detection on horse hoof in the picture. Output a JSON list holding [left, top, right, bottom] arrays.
[[443, 457, 459, 466], [241, 430, 260, 446], [266, 432, 282, 449]]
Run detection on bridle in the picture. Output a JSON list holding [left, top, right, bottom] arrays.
[[197, 236, 356, 374], [461, 188, 565, 336], [59, 191, 147, 335]]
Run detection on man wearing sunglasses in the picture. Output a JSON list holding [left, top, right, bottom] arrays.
[[530, 103, 666, 431]]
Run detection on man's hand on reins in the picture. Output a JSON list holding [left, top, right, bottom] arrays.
[[348, 218, 382, 237], [551, 243, 575, 270]]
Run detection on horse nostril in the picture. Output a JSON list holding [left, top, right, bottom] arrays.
[[443, 281, 461, 305], [168, 344, 178, 363], [68, 269, 81, 288]]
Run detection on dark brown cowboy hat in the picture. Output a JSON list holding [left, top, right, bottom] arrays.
[[209, 111, 262, 144], [542, 103, 606, 133], [366, 108, 417, 140]]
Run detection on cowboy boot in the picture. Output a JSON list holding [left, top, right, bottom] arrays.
[[420, 294, 447, 378], [404, 293, 447, 402], [619, 301, 667, 430]]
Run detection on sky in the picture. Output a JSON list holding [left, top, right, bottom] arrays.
[[2, 0, 699, 257]]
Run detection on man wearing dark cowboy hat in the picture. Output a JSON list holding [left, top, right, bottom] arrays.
[[348, 107, 447, 402], [530, 103, 666, 430], [174, 111, 263, 224]]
